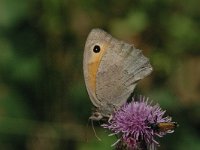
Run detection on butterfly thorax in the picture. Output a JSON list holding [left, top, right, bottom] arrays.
[[89, 102, 117, 121]]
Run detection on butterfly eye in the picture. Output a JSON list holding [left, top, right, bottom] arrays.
[[93, 45, 101, 53]]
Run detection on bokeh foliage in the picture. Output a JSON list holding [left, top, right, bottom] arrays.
[[0, 0, 200, 149]]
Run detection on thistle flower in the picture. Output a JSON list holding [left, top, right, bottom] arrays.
[[102, 96, 177, 150]]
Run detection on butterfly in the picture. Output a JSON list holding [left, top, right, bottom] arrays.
[[83, 28, 153, 121]]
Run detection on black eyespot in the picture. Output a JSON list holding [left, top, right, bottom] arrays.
[[93, 45, 101, 53]]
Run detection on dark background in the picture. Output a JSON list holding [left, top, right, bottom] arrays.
[[0, 0, 200, 149]]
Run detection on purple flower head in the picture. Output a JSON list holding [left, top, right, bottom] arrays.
[[102, 96, 177, 150]]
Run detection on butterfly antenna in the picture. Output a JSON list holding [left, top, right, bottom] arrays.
[[91, 120, 101, 141], [84, 118, 90, 142]]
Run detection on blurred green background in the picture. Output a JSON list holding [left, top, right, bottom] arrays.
[[0, 0, 200, 149]]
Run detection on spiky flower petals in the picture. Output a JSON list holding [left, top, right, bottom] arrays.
[[102, 96, 176, 150]]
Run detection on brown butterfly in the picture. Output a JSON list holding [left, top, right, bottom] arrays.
[[83, 28, 153, 121]]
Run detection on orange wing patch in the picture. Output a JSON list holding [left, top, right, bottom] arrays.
[[87, 44, 108, 96]]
